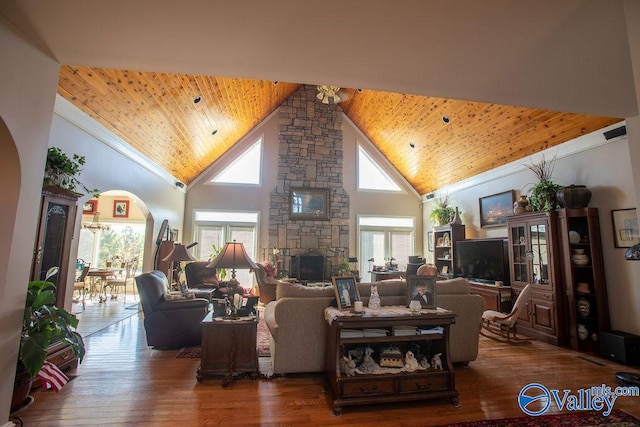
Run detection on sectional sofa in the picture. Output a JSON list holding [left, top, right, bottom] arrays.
[[263, 277, 485, 375]]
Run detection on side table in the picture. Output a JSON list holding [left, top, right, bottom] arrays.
[[197, 312, 258, 386]]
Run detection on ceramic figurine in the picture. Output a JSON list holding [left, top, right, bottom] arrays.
[[358, 346, 377, 374], [404, 350, 419, 372], [432, 353, 443, 371], [340, 355, 356, 376], [420, 357, 431, 370], [368, 285, 381, 310]]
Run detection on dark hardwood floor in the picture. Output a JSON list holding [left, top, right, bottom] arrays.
[[13, 298, 640, 426]]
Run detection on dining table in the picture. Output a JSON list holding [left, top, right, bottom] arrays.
[[87, 268, 124, 302]]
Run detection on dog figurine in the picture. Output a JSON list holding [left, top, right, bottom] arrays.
[[432, 353, 443, 371]]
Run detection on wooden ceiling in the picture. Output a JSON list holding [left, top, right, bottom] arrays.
[[57, 66, 621, 195]]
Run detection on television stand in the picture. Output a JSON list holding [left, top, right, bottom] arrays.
[[469, 281, 512, 313]]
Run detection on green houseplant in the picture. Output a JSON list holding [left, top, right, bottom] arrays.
[[524, 155, 562, 212], [13, 280, 86, 411], [44, 146, 99, 197], [429, 194, 457, 226]]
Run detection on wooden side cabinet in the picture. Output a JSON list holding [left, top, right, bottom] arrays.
[[433, 224, 465, 278], [469, 282, 512, 313], [31, 185, 79, 308], [197, 312, 258, 386], [507, 212, 565, 345], [324, 308, 458, 415], [558, 208, 609, 353]]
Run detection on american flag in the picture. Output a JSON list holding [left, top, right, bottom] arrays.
[[37, 361, 69, 392]]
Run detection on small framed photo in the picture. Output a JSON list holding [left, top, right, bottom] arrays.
[[82, 199, 97, 215], [611, 208, 639, 248], [407, 275, 436, 309], [113, 200, 130, 218], [332, 276, 360, 310], [479, 190, 515, 228]]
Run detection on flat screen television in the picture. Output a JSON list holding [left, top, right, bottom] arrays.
[[454, 238, 510, 285]]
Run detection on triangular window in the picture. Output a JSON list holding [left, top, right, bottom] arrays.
[[358, 145, 402, 191], [211, 138, 262, 185]]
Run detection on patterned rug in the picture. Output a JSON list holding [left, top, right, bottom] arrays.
[[436, 409, 639, 426], [176, 307, 270, 358]]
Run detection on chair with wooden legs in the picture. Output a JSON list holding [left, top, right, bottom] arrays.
[[106, 258, 138, 303], [481, 283, 533, 344], [73, 264, 91, 307]]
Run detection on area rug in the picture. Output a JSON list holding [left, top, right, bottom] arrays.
[[176, 309, 270, 358], [437, 409, 639, 426]]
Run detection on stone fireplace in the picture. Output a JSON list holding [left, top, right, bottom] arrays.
[[269, 85, 349, 277]]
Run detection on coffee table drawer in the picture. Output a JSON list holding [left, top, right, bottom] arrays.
[[398, 373, 450, 394], [342, 379, 394, 397]]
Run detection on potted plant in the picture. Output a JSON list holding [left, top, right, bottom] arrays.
[[524, 155, 562, 212], [44, 146, 100, 197], [13, 280, 86, 412], [429, 194, 456, 226]]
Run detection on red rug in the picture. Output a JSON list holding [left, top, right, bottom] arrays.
[[437, 409, 639, 426], [176, 308, 270, 358]]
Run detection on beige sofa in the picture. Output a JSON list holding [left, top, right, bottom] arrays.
[[264, 277, 485, 374]]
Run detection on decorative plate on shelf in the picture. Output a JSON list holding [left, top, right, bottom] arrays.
[[569, 230, 581, 244]]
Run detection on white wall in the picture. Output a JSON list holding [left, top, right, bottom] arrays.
[[0, 17, 62, 422], [423, 130, 640, 334], [184, 109, 423, 265]]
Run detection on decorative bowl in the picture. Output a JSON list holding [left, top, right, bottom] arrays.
[[569, 231, 581, 244]]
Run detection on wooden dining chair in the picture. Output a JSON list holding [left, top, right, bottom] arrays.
[[73, 264, 91, 307], [106, 258, 138, 303]]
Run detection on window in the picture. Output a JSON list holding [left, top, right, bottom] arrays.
[[211, 137, 262, 185], [193, 210, 259, 287], [357, 144, 402, 192], [358, 216, 414, 282]]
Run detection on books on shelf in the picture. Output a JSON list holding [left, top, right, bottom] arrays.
[[340, 329, 364, 338], [417, 326, 444, 335], [362, 328, 388, 337], [392, 326, 418, 336]]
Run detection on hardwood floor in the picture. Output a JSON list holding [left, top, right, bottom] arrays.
[[15, 301, 640, 426]]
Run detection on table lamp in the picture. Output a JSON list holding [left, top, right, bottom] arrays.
[[162, 243, 195, 290], [207, 240, 259, 284], [207, 240, 259, 317]]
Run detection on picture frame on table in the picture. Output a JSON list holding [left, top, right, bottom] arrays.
[[406, 274, 436, 309], [611, 208, 639, 248], [82, 199, 97, 215], [479, 190, 515, 228], [113, 200, 130, 218], [332, 276, 360, 310], [289, 187, 330, 220]]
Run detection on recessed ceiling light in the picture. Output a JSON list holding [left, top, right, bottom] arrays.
[[357, 88, 363, 93], [273, 81, 279, 85], [193, 95, 202, 104], [409, 142, 415, 148], [212, 130, 218, 135], [442, 115, 450, 124]]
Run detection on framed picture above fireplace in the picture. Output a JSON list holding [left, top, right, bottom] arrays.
[[289, 187, 330, 220]]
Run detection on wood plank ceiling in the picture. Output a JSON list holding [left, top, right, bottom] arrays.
[[57, 66, 621, 195]]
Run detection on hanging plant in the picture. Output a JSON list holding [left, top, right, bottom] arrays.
[[524, 155, 562, 212], [44, 147, 100, 197], [429, 193, 456, 226]]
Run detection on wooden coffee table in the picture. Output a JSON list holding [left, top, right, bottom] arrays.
[[196, 312, 258, 386]]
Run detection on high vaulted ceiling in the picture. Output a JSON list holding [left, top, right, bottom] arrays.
[[57, 67, 621, 195], [2, 1, 636, 195]]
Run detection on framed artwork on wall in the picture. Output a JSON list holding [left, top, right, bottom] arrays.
[[113, 200, 130, 218], [289, 187, 330, 220], [82, 199, 97, 215], [427, 231, 434, 252], [611, 208, 639, 248], [479, 190, 515, 228]]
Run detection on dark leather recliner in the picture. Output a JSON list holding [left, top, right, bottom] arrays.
[[184, 261, 244, 300], [135, 270, 210, 348]]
